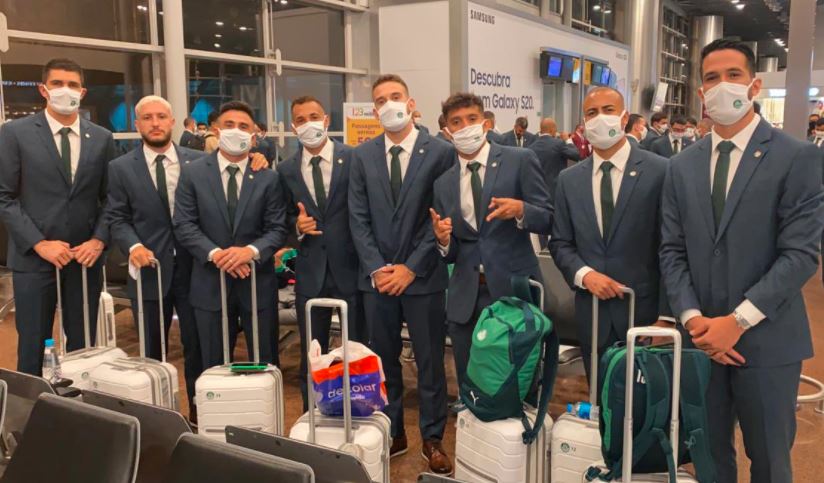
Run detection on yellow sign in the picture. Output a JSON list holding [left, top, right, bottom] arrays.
[[583, 61, 592, 86], [344, 102, 383, 146]]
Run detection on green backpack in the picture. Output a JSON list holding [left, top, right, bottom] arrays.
[[586, 343, 716, 482], [460, 277, 559, 444]]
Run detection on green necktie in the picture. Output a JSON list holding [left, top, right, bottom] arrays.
[[467, 161, 483, 229], [600, 161, 615, 241], [59, 127, 72, 182], [389, 145, 403, 205], [226, 164, 240, 227], [154, 154, 171, 216], [309, 156, 327, 212], [672, 138, 679, 154], [712, 141, 736, 230]]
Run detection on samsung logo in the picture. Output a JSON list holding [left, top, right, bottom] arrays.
[[470, 9, 495, 25]]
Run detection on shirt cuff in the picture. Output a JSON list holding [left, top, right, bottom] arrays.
[[207, 248, 220, 262], [129, 243, 143, 254], [679, 309, 703, 327], [574, 266, 595, 289], [296, 223, 305, 242], [246, 245, 260, 261], [735, 299, 766, 329], [437, 240, 450, 257], [658, 316, 677, 324], [369, 267, 386, 289], [516, 216, 525, 229]]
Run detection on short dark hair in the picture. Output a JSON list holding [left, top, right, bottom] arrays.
[[670, 115, 687, 127], [290, 95, 324, 115], [183, 117, 195, 127], [483, 110, 496, 121], [650, 112, 668, 125], [372, 74, 409, 95], [197, 122, 207, 129], [42, 58, 84, 84], [207, 111, 219, 126], [441, 92, 484, 119], [625, 113, 644, 133], [515, 116, 528, 129], [437, 114, 447, 129], [686, 117, 698, 126], [700, 38, 757, 77], [256, 122, 267, 131], [217, 101, 255, 123], [816, 118, 824, 128]]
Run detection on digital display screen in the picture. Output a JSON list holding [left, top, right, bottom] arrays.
[[592, 65, 603, 85], [601, 67, 611, 85], [548, 56, 562, 77]]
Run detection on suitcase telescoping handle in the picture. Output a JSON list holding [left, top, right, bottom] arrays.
[[219, 262, 260, 365], [528, 278, 545, 312], [622, 327, 682, 483], [304, 298, 353, 447], [590, 287, 635, 407], [55, 264, 94, 356], [135, 259, 167, 362]]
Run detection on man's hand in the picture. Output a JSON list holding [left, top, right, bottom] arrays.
[[379, 264, 416, 296], [34, 240, 73, 268], [227, 263, 252, 279], [274, 247, 293, 269], [429, 208, 452, 247], [693, 315, 746, 366], [71, 238, 105, 267], [647, 319, 676, 346], [684, 315, 713, 340], [129, 245, 155, 268], [582, 271, 625, 300], [297, 202, 321, 235], [373, 266, 394, 292], [486, 197, 524, 222], [249, 152, 269, 171], [213, 246, 255, 272]]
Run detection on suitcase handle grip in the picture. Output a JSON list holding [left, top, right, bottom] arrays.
[[304, 298, 352, 446], [589, 287, 635, 407], [135, 259, 167, 362], [220, 263, 259, 365], [55, 264, 95, 356], [622, 327, 682, 482]]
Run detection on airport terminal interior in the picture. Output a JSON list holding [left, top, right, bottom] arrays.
[[0, 0, 824, 482]]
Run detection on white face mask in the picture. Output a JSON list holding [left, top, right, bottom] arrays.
[[585, 111, 626, 150], [685, 128, 696, 138], [294, 120, 327, 149], [657, 123, 668, 133], [671, 131, 686, 140], [449, 122, 487, 155], [378, 100, 411, 132], [218, 128, 253, 156], [701, 80, 755, 126], [47, 87, 82, 115], [638, 126, 648, 140]]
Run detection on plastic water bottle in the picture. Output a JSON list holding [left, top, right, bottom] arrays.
[[42, 339, 62, 384], [567, 401, 593, 420]]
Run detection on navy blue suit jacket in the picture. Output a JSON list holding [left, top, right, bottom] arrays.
[[550, 142, 672, 349], [501, 130, 537, 148], [348, 129, 455, 293], [278, 141, 359, 297], [641, 129, 662, 150], [660, 120, 824, 367], [434, 144, 552, 324], [486, 130, 505, 145], [650, 134, 693, 158], [172, 152, 288, 311], [527, 135, 582, 199], [106, 144, 203, 300], [0, 111, 115, 272]]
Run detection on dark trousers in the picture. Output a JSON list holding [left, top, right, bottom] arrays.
[[130, 258, 201, 406], [363, 291, 447, 441], [707, 361, 801, 483], [296, 269, 364, 411], [581, 324, 621, 391], [194, 286, 278, 369], [14, 264, 102, 375], [448, 284, 493, 390]]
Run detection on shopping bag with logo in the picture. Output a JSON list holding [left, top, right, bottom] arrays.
[[310, 340, 388, 417]]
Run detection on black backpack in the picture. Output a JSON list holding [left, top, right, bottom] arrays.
[[187, 134, 206, 151]]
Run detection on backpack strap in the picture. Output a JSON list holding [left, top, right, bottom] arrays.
[[677, 351, 716, 483], [511, 276, 534, 306], [521, 324, 558, 444]]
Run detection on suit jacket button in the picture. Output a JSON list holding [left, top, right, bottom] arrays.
[[714, 249, 721, 256]]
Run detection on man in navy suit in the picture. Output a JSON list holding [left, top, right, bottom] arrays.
[[278, 95, 363, 410], [348, 74, 454, 474], [483, 111, 505, 145], [179, 117, 196, 148], [501, 116, 537, 147], [650, 115, 692, 158], [0, 58, 115, 375], [624, 113, 648, 148], [641, 111, 668, 149], [174, 101, 288, 368], [660, 39, 824, 483], [810, 118, 824, 148], [550, 87, 673, 381], [527, 117, 581, 200], [431, 93, 552, 387]]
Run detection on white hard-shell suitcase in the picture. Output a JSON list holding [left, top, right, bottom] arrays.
[[589, 327, 698, 483], [289, 298, 391, 483], [455, 280, 552, 483], [95, 267, 118, 349], [57, 265, 127, 390], [196, 265, 284, 441], [89, 261, 179, 409], [550, 288, 635, 483]]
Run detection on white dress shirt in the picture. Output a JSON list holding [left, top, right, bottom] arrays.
[[457, 142, 490, 231], [206, 152, 258, 262], [668, 134, 682, 154], [384, 127, 419, 181], [45, 110, 80, 182], [814, 136, 824, 148], [301, 139, 334, 204], [680, 114, 765, 328]]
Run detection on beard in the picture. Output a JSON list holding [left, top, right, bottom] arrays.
[[143, 132, 172, 148]]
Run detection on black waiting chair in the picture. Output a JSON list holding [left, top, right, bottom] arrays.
[[0, 393, 139, 483], [84, 390, 192, 483], [0, 369, 55, 461], [418, 473, 464, 483], [162, 433, 315, 483]]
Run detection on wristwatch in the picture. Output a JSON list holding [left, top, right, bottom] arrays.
[[732, 310, 751, 330]]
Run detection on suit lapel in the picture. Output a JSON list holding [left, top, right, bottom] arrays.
[[576, 158, 606, 249], [34, 112, 71, 186], [131, 147, 168, 218], [71, 120, 94, 195], [233, 164, 257, 234], [205, 155, 232, 232], [372, 136, 394, 206], [395, 134, 428, 213], [479, 144, 502, 231], [715, 120, 772, 241], [326, 141, 345, 212], [607, 148, 643, 243], [692, 138, 717, 239]]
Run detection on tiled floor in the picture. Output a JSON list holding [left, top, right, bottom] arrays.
[[1, 272, 823, 482]]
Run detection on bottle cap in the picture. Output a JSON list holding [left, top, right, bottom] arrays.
[[45, 338, 55, 348], [567, 403, 573, 413], [579, 401, 592, 420]]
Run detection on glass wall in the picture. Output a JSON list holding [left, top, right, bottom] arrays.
[[182, 0, 265, 56], [271, 1, 345, 66], [187, 60, 267, 124], [571, 0, 616, 39]]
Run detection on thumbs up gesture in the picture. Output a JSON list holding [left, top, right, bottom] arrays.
[[297, 202, 322, 236], [429, 208, 452, 246]]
